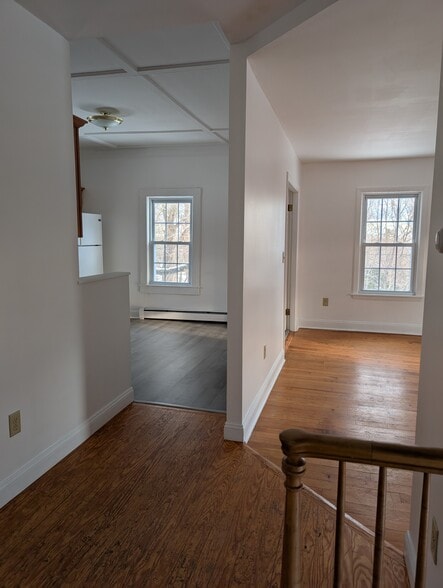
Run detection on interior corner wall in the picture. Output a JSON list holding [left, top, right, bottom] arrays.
[[0, 1, 86, 500], [80, 144, 228, 314], [240, 62, 300, 437], [298, 158, 435, 335]]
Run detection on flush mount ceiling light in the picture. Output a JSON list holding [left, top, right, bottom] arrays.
[[86, 109, 123, 131]]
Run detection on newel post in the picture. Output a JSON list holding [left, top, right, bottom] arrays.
[[281, 455, 306, 588]]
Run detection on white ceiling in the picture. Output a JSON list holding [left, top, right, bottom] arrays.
[[15, 0, 443, 158], [250, 0, 443, 161], [69, 24, 230, 149], [15, 0, 306, 43]]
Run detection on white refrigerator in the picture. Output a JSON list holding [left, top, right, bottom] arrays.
[[78, 213, 103, 277]]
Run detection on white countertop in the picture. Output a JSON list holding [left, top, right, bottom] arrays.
[[78, 272, 130, 285]]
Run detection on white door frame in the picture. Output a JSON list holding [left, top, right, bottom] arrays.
[[284, 179, 299, 333]]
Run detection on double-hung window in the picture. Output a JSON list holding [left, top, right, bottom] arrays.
[[141, 189, 201, 295], [359, 192, 420, 295], [149, 198, 192, 284]]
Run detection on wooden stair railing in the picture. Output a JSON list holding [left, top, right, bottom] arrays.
[[279, 428, 443, 588]]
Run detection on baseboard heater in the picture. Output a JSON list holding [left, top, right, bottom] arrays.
[[138, 308, 227, 323]]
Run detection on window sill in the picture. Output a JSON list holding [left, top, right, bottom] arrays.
[[350, 292, 423, 301], [140, 283, 201, 296]]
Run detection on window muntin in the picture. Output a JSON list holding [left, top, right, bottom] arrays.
[[360, 193, 419, 294], [148, 197, 193, 285]]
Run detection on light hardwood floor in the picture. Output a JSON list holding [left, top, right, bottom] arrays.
[[0, 404, 408, 587], [249, 328, 420, 551]]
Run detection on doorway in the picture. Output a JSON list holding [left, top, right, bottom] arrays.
[[131, 318, 227, 413], [284, 183, 298, 336]]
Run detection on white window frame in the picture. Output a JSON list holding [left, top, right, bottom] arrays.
[[352, 187, 429, 299], [140, 188, 201, 296]]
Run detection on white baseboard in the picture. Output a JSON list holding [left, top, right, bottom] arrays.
[[0, 387, 134, 509], [404, 530, 416, 587], [299, 318, 422, 336], [224, 350, 285, 443], [223, 422, 245, 442]]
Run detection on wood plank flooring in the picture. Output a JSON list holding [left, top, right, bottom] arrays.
[[249, 328, 420, 551], [298, 487, 408, 587], [0, 404, 408, 587], [131, 319, 227, 412], [0, 405, 281, 586]]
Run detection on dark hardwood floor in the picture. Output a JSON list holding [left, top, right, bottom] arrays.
[[131, 319, 227, 412], [0, 329, 418, 584], [0, 404, 408, 587]]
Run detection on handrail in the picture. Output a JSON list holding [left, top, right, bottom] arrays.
[[279, 428, 443, 588], [280, 428, 443, 474]]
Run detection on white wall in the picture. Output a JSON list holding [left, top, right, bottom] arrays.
[[224, 60, 300, 441], [80, 144, 228, 315], [299, 158, 434, 334], [225, 0, 335, 442], [0, 0, 132, 507], [79, 274, 132, 417], [407, 52, 443, 587]]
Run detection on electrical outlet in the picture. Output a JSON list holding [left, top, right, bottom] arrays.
[[8, 410, 21, 437], [322, 297, 329, 307], [431, 516, 439, 565], [263, 345, 267, 359]]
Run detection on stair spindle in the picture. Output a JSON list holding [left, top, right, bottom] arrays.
[[372, 466, 387, 587], [280, 428, 443, 587], [415, 473, 430, 588], [333, 461, 346, 588]]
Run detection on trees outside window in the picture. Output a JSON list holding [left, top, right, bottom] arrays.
[[141, 189, 201, 296], [150, 198, 192, 284], [359, 193, 420, 294]]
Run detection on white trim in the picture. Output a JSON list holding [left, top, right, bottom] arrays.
[[141, 284, 201, 296], [286, 178, 300, 333], [139, 188, 202, 296], [223, 422, 245, 442], [0, 388, 134, 509], [350, 293, 424, 301], [352, 186, 431, 298], [404, 530, 416, 587], [299, 319, 422, 336], [223, 351, 285, 443], [243, 350, 285, 442]]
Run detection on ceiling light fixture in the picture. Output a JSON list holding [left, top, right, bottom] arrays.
[[86, 109, 123, 131]]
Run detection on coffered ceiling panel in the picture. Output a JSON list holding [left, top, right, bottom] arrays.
[[70, 22, 229, 149], [21, 0, 443, 158], [70, 38, 126, 74], [149, 64, 229, 130], [72, 75, 202, 134]]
